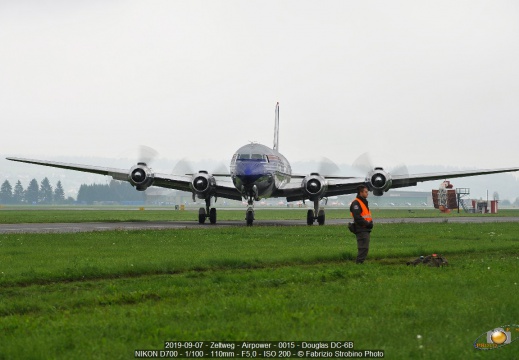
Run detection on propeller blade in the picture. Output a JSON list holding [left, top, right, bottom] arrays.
[[211, 162, 230, 175], [353, 152, 410, 184], [138, 145, 159, 165], [391, 163, 409, 176], [172, 158, 229, 176], [352, 152, 374, 174], [317, 157, 341, 177], [390, 163, 410, 186], [172, 158, 195, 175]]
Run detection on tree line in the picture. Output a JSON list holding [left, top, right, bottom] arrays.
[[0, 179, 145, 205], [76, 180, 145, 204], [0, 178, 70, 205]]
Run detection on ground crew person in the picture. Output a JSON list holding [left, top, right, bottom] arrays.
[[350, 185, 373, 264]]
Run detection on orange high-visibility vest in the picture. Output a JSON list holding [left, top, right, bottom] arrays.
[[350, 198, 372, 222]]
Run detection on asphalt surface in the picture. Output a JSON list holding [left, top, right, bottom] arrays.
[[1, 217, 519, 233]]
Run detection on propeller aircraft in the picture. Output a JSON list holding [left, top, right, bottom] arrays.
[[7, 103, 519, 226]]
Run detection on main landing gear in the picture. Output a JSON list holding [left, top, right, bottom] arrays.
[[307, 199, 325, 226], [198, 197, 217, 224]]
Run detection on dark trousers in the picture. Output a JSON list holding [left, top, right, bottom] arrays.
[[355, 231, 370, 264]]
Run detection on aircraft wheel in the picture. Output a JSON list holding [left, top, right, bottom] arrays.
[[307, 209, 314, 225], [198, 207, 206, 224], [317, 210, 325, 226], [209, 208, 217, 224], [246, 210, 254, 226]]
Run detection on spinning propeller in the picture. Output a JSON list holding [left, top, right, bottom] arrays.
[[137, 145, 159, 165], [172, 158, 229, 176], [352, 152, 411, 193], [316, 157, 342, 177], [353, 152, 410, 180]]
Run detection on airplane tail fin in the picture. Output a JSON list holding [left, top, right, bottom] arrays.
[[273, 102, 279, 151]]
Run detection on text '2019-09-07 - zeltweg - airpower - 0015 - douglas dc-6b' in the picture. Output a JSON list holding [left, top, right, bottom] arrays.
[[7, 103, 519, 226]]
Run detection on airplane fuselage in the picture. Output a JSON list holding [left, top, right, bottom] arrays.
[[230, 143, 291, 200]]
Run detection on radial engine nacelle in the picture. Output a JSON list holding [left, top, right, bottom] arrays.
[[366, 167, 392, 196], [302, 173, 328, 200], [129, 163, 154, 191], [190, 171, 216, 199]]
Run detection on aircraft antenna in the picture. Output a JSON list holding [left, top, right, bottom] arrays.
[[273, 102, 279, 151]]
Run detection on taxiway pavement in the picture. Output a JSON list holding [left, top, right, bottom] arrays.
[[1, 217, 519, 234]]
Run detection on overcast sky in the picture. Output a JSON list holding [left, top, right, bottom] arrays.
[[2, 0, 519, 170]]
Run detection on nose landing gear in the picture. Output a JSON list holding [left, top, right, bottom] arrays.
[[242, 185, 259, 226], [245, 198, 255, 226]]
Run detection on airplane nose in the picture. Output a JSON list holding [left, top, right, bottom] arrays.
[[235, 161, 265, 184]]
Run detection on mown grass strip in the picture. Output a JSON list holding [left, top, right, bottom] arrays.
[[1, 257, 517, 359], [2, 207, 519, 224], [0, 222, 518, 359], [1, 223, 518, 287]]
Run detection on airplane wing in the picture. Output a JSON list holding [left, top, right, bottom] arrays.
[[277, 167, 519, 201], [389, 167, 519, 189], [6, 157, 242, 201], [275, 177, 362, 201]]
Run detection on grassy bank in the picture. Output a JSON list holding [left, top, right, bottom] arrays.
[[0, 223, 518, 358]]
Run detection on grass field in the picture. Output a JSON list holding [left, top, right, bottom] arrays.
[[2, 206, 519, 224], [1, 213, 518, 359]]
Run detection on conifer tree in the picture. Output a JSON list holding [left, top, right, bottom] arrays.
[[54, 181, 65, 203], [25, 179, 39, 204], [13, 180, 24, 204], [39, 178, 53, 204], [0, 180, 13, 204]]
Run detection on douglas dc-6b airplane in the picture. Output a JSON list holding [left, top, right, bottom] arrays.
[[7, 103, 519, 226]]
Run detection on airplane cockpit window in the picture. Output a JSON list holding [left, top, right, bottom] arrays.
[[236, 153, 267, 162], [251, 154, 266, 160]]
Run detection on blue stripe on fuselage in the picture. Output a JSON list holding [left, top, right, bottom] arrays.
[[235, 159, 267, 184]]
